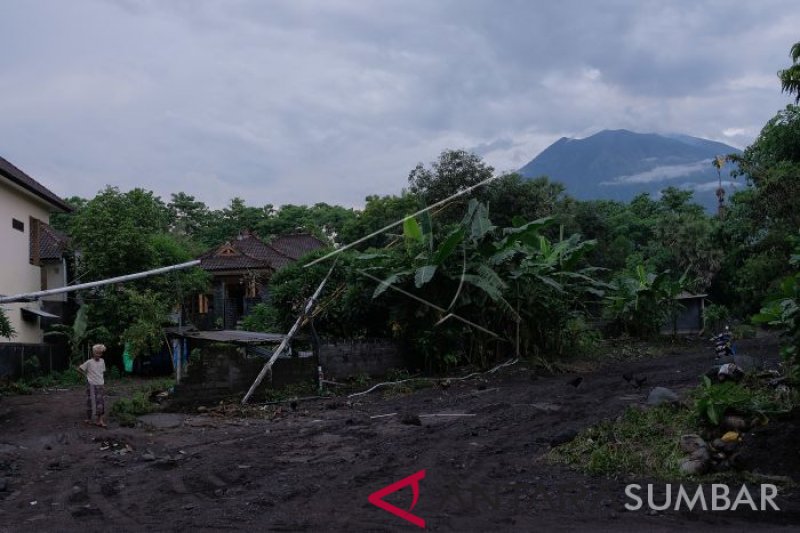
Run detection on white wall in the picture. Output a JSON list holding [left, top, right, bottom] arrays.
[[0, 179, 53, 344], [43, 261, 67, 302]]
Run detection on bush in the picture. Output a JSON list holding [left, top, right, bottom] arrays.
[[703, 304, 731, 332], [110, 379, 174, 426]]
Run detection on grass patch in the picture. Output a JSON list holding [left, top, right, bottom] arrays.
[[550, 404, 694, 479], [110, 378, 174, 427]]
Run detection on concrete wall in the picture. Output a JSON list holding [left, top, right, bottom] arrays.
[[174, 343, 318, 402], [318, 339, 403, 379], [0, 180, 52, 344]]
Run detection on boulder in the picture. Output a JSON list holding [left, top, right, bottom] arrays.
[[680, 458, 706, 475], [647, 387, 680, 406], [679, 434, 707, 454]]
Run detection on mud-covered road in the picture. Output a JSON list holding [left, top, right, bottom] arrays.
[[1, 336, 798, 532]]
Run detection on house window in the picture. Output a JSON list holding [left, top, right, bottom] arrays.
[[12, 218, 24, 232], [198, 294, 209, 314]]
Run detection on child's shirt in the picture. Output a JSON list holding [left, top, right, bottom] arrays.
[[79, 358, 106, 386]]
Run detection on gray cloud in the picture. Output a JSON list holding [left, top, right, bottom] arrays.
[[0, 0, 797, 208]]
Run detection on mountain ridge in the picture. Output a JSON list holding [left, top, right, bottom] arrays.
[[518, 129, 742, 209]]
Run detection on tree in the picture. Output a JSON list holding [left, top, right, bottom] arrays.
[[482, 174, 574, 229], [49, 196, 87, 233], [168, 192, 210, 237], [338, 193, 423, 248], [364, 200, 602, 368], [70, 187, 208, 356], [719, 104, 800, 313], [408, 150, 495, 222], [779, 41, 800, 102]]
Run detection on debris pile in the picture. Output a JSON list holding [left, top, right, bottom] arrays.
[[679, 418, 751, 475]]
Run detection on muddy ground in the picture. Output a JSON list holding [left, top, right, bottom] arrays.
[[1, 335, 799, 532]]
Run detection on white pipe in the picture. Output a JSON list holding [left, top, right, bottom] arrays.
[[0, 260, 201, 304]]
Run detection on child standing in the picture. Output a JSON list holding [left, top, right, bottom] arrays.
[[77, 344, 107, 427]]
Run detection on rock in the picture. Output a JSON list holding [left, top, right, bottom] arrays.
[[400, 413, 422, 426], [723, 415, 748, 431], [689, 447, 710, 462], [141, 452, 156, 461], [679, 434, 707, 454], [0, 478, 7, 492], [721, 431, 740, 443], [680, 458, 706, 475], [647, 387, 680, 406], [711, 438, 738, 454]]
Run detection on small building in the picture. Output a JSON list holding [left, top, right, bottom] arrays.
[[661, 292, 707, 335], [189, 231, 326, 329]]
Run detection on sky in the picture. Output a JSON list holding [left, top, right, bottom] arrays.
[[1, 0, 797, 209]]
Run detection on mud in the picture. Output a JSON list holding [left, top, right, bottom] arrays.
[[1, 336, 798, 532]]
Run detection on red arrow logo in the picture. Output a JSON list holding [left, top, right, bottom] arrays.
[[368, 469, 426, 528]]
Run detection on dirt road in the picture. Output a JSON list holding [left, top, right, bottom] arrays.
[[1, 336, 798, 532]]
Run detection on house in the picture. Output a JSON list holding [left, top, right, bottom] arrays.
[[190, 230, 326, 329], [0, 156, 72, 344]]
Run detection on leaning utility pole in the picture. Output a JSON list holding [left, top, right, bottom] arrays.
[[241, 262, 336, 404]]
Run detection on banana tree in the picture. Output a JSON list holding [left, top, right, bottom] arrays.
[[361, 200, 603, 365], [604, 265, 689, 337], [44, 304, 109, 363]]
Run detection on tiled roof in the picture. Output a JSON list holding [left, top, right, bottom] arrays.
[[268, 233, 327, 260], [39, 223, 69, 261], [198, 232, 314, 272], [0, 156, 72, 212]]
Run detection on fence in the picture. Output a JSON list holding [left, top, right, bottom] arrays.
[[0, 342, 69, 380]]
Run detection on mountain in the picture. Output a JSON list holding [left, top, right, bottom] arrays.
[[518, 129, 742, 210]]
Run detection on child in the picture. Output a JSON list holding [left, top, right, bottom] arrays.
[[77, 344, 107, 427]]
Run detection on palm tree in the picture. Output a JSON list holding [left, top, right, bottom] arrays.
[[779, 42, 800, 102]]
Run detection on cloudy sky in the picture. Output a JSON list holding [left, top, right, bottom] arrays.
[[1, 0, 797, 209]]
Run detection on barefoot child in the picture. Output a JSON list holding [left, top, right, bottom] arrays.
[[77, 344, 107, 427]]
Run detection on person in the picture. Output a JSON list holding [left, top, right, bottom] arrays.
[[77, 344, 107, 427]]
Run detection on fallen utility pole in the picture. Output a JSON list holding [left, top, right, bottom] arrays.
[[0, 260, 201, 304], [241, 261, 337, 404]]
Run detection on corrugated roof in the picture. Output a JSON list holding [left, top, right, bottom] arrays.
[[0, 156, 72, 212], [171, 329, 286, 344]]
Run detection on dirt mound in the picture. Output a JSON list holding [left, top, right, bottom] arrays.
[[742, 408, 800, 481]]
